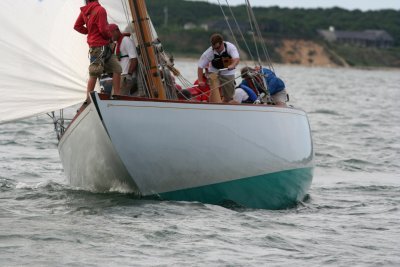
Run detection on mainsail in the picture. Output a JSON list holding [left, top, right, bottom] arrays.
[[0, 0, 131, 124]]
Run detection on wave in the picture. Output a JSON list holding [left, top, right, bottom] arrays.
[[0, 178, 16, 191], [311, 109, 341, 115], [318, 184, 400, 192], [352, 122, 371, 127], [0, 140, 25, 146]]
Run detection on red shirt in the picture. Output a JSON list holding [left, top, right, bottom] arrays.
[[74, 1, 110, 47]]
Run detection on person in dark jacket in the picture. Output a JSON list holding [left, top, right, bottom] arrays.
[[74, 0, 122, 100], [240, 66, 288, 106]]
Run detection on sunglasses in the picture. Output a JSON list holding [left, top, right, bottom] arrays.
[[212, 42, 222, 50]]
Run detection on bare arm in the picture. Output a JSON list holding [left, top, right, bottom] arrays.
[[228, 58, 239, 70], [128, 58, 138, 75]]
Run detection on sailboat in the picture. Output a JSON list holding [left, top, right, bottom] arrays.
[[0, 0, 313, 209]]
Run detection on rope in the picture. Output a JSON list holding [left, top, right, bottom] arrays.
[[121, 0, 156, 97], [118, 0, 151, 97], [135, 1, 152, 95], [118, 0, 276, 103], [182, 72, 244, 101]]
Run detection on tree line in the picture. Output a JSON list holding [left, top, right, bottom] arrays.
[[145, 0, 400, 46]]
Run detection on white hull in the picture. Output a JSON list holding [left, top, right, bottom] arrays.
[[59, 93, 314, 208], [58, 102, 139, 193]]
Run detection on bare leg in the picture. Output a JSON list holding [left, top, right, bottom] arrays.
[[112, 73, 121, 96], [86, 76, 97, 99], [208, 73, 222, 103]]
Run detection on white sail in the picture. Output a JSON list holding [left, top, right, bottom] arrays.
[[0, 0, 130, 124]]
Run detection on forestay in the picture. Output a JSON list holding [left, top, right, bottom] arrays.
[[0, 0, 131, 124]]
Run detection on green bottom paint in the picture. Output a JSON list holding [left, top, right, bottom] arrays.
[[156, 168, 314, 210]]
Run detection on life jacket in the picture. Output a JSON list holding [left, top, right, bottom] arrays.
[[179, 77, 211, 102], [187, 79, 210, 102], [238, 84, 258, 102], [114, 33, 132, 61], [211, 43, 232, 69], [243, 68, 285, 95], [245, 77, 264, 95], [242, 74, 266, 98]]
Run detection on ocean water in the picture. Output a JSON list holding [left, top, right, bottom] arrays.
[[1, 60, 400, 266]]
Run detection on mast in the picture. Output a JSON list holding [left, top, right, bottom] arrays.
[[127, 0, 166, 99]]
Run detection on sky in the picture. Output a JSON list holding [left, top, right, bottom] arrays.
[[197, 0, 400, 11]]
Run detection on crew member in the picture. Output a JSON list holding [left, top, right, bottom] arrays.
[[197, 33, 239, 103], [74, 0, 122, 101], [109, 23, 138, 95]]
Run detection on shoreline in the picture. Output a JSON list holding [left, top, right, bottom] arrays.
[[173, 56, 400, 71]]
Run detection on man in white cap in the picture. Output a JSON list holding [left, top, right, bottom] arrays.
[[109, 23, 138, 95]]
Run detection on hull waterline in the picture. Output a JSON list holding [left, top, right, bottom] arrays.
[[157, 167, 313, 210], [59, 93, 314, 209]]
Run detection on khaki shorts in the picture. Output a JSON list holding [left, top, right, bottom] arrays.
[[219, 75, 235, 101], [89, 46, 122, 77], [120, 74, 137, 95]]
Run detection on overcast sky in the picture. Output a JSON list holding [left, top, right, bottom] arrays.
[[196, 0, 400, 11]]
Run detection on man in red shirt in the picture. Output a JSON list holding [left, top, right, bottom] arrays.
[[74, 0, 121, 100]]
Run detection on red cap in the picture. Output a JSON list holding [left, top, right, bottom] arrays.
[[108, 24, 119, 32]]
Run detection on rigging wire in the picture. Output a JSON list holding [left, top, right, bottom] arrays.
[[120, 0, 152, 97], [121, 0, 132, 31], [216, 0, 241, 55], [245, 0, 262, 66], [216, 0, 275, 71], [118, 0, 276, 101], [215, 0, 278, 96], [184, 72, 244, 101], [223, 0, 255, 64], [245, 0, 274, 71], [128, 0, 158, 97]]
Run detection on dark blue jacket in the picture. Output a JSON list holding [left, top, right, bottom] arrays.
[[238, 84, 258, 102], [241, 68, 285, 95]]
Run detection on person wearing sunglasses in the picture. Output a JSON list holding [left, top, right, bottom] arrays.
[[197, 33, 240, 103]]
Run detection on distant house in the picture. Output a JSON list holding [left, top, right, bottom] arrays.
[[318, 27, 394, 48], [184, 23, 197, 30], [183, 23, 208, 31]]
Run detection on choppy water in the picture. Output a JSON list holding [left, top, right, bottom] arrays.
[[1, 60, 399, 266]]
